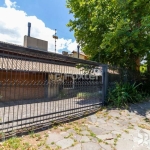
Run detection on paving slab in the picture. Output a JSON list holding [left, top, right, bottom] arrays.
[[96, 133, 113, 140], [82, 142, 101, 150], [80, 130, 90, 136], [56, 138, 74, 149], [67, 144, 82, 150], [132, 145, 149, 150], [88, 115, 97, 123], [109, 112, 121, 118], [100, 124, 114, 131], [97, 118, 106, 124], [60, 132, 70, 138], [67, 129, 76, 134], [80, 136, 90, 142], [107, 123, 122, 131], [121, 132, 133, 140], [72, 134, 82, 142], [99, 143, 112, 150], [116, 138, 136, 150], [88, 126, 108, 135], [46, 132, 64, 145]]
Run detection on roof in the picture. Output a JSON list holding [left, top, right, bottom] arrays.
[[0, 41, 105, 75], [0, 41, 99, 67], [0, 57, 85, 74], [72, 51, 87, 57]]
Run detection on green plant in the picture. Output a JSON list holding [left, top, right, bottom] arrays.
[[29, 130, 35, 138], [77, 91, 101, 99], [108, 82, 143, 107], [2, 137, 21, 149], [22, 142, 30, 149], [51, 142, 55, 145]]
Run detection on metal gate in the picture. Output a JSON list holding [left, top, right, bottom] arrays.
[[0, 42, 107, 139]]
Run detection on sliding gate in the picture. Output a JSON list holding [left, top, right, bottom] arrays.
[[0, 42, 107, 138]]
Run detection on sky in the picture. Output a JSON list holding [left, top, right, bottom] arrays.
[[0, 0, 77, 53]]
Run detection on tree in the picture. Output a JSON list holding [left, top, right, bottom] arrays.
[[67, 0, 150, 70]]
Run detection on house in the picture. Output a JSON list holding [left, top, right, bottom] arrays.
[[0, 36, 102, 102]]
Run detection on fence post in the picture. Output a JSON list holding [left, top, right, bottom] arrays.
[[102, 65, 108, 105]]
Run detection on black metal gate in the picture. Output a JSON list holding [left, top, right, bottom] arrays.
[[0, 42, 107, 139]]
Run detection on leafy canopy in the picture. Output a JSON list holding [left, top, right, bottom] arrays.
[[67, 0, 150, 69]]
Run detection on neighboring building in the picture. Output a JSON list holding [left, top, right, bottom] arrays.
[[69, 51, 88, 60]]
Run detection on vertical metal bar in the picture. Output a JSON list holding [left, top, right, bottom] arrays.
[[54, 64, 57, 121], [37, 61, 40, 125], [49, 64, 52, 123], [40, 63, 44, 123], [102, 65, 108, 105], [21, 56, 25, 129], [26, 58, 30, 129], [46, 65, 48, 122], [16, 57, 22, 130], [13, 56, 17, 134], [7, 52, 11, 133], [43, 62, 46, 126], [1, 50, 6, 140]]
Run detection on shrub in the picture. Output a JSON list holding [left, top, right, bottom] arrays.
[[107, 82, 143, 107]]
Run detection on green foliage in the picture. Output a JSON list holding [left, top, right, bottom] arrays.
[[76, 63, 95, 74], [2, 137, 21, 149], [107, 82, 143, 107], [77, 91, 101, 99], [140, 64, 147, 73], [67, 0, 150, 69]]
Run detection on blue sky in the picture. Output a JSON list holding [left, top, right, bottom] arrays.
[[0, 0, 76, 53]]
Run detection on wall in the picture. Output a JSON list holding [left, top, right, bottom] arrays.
[[24, 35, 48, 51], [0, 71, 46, 101]]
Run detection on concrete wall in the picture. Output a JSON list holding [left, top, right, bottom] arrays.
[[24, 35, 48, 51]]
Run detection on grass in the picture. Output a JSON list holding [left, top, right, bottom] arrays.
[[138, 124, 150, 130], [51, 142, 55, 145], [144, 118, 150, 123], [128, 125, 134, 129], [77, 91, 101, 99], [29, 130, 35, 138], [2, 137, 21, 149], [64, 133, 73, 139], [0, 137, 37, 150], [124, 130, 129, 134]]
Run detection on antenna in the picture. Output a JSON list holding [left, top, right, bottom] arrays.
[[52, 29, 58, 53]]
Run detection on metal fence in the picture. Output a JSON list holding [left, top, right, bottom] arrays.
[[0, 42, 107, 139], [107, 65, 141, 87]]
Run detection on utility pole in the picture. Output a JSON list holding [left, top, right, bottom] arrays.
[[52, 29, 58, 53]]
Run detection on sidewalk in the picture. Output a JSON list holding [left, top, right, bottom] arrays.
[[1, 101, 150, 150], [44, 101, 150, 150]]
